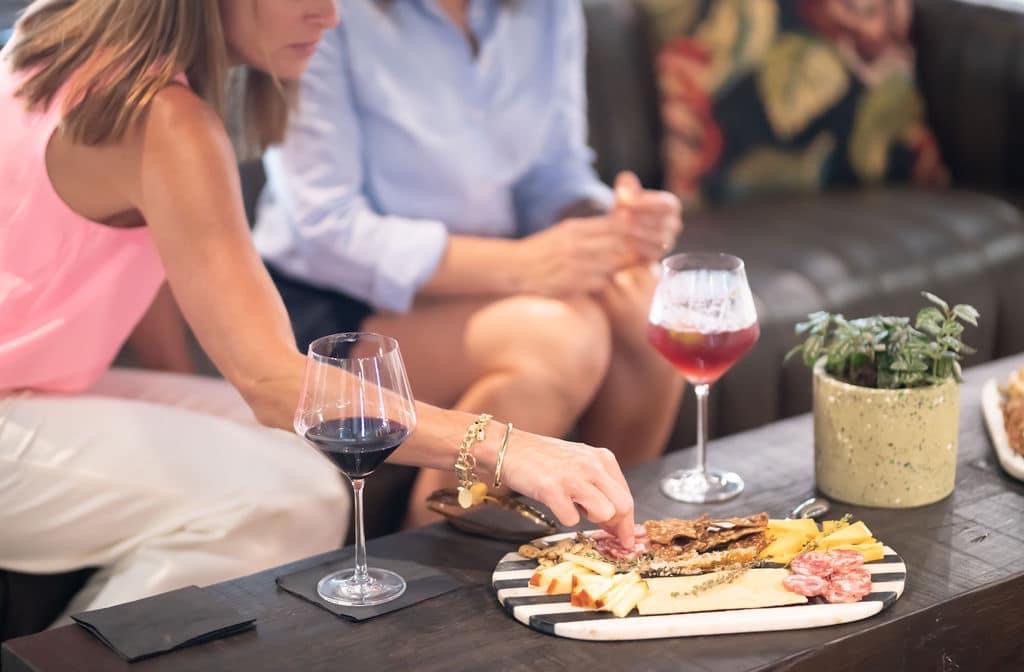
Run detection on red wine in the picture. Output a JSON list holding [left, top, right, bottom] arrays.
[[647, 322, 760, 384], [305, 417, 409, 478]]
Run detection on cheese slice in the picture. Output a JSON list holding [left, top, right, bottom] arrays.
[[637, 568, 807, 616]]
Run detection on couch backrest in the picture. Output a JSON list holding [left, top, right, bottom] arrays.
[[582, 0, 664, 188], [583, 0, 1024, 197], [914, 0, 1024, 194]]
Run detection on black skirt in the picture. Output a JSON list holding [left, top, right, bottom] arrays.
[[267, 263, 374, 354]]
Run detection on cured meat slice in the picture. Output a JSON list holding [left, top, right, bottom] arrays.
[[823, 567, 872, 603], [790, 551, 835, 578], [783, 573, 828, 597], [593, 532, 650, 561], [831, 568, 872, 591], [828, 549, 866, 571]]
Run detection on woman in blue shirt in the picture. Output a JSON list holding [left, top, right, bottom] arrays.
[[256, 0, 684, 526]]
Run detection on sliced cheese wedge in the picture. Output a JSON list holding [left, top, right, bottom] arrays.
[[638, 568, 807, 616]]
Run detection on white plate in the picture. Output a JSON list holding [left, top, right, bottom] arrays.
[[981, 378, 1024, 481], [492, 531, 907, 641]]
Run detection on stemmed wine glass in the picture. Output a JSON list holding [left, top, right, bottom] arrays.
[[647, 253, 760, 503], [295, 332, 416, 606]]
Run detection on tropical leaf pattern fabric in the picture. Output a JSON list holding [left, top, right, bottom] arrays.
[[645, 0, 949, 206]]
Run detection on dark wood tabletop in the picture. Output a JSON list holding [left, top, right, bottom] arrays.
[[4, 355, 1024, 672]]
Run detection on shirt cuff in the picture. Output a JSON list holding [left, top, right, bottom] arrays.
[[368, 216, 449, 313]]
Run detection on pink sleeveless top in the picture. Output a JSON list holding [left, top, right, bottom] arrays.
[[0, 51, 166, 393]]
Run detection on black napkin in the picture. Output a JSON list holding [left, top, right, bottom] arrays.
[[276, 555, 462, 621], [71, 585, 255, 662]]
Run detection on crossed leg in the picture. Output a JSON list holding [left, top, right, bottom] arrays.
[[365, 271, 683, 528], [577, 266, 685, 467], [364, 294, 613, 527]]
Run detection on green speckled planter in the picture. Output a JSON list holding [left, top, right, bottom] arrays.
[[813, 362, 959, 508]]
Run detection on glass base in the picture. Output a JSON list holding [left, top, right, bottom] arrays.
[[316, 568, 406, 607], [660, 468, 744, 503]]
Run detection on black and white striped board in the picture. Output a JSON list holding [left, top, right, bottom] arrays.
[[492, 530, 907, 641]]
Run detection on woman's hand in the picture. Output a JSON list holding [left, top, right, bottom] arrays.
[[499, 429, 637, 546], [614, 171, 683, 262], [513, 215, 634, 297]]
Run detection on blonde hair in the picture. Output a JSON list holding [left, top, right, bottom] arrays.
[[7, 0, 294, 151]]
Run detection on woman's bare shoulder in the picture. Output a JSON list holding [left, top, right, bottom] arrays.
[[141, 83, 231, 156]]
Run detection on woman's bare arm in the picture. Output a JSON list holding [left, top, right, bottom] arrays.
[[112, 86, 635, 543], [125, 282, 196, 374]]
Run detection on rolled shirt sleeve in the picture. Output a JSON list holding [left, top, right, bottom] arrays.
[[511, 1, 614, 236], [253, 27, 449, 313]]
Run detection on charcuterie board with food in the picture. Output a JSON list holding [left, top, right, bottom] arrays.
[[491, 513, 907, 641], [982, 367, 1024, 481]]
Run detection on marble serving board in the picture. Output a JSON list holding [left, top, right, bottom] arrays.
[[492, 531, 907, 641], [981, 378, 1024, 481]]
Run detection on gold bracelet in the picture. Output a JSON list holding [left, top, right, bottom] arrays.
[[455, 413, 492, 508], [493, 422, 513, 489]]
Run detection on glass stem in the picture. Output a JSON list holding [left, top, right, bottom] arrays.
[[694, 384, 710, 475], [351, 477, 369, 584]]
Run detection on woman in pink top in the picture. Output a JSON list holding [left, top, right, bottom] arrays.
[[0, 0, 635, 618]]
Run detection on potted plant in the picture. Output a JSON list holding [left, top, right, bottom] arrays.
[[788, 292, 980, 508]]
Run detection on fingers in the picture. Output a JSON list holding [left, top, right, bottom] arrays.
[[602, 510, 638, 548], [622, 189, 681, 216], [538, 486, 581, 529], [570, 482, 617, 524], [579, 449, 636, 546], [626, 210, 681, 260], [595, 447, 632, 502], [614, 171, 642, 205]]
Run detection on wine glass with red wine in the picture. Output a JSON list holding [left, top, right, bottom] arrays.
[[295, 332, 416, 606], [648, 253, 760, 503]]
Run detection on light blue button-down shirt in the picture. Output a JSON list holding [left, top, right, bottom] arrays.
[[253, 0, 613, 313]]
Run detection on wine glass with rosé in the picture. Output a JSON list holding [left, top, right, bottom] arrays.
[[647, 253, 760, 503]]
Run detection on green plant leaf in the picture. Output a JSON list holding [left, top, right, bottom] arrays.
[[849, 73, 923, 183], [757, 34, 849, 140], [952, 304, 980, 326], [787, 292, 978, 389], [921, 292, 949, 312]]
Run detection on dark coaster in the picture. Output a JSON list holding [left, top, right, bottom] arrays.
[[276, 555, 463, 621], [72, 586, 255, 662]]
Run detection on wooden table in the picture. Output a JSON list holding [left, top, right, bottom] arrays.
[[5, 355, 1024, 672]]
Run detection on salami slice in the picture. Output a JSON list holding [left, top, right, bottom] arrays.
[[828, 549, 866, 571], [782, 573, 828, 597], [825, 567, 872, 603], [594, 535, 649, 561], [823, 585, 863, 603], [831, 568, 872, 592], [790, 551, 835, 578]]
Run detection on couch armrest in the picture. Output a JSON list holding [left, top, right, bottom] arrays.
[[914, 0, 1024, 193]]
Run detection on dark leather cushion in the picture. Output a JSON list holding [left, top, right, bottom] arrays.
[[913, 0, 1024, 193], [582, 0, 662, 188], [665, 187, 1024, 447]]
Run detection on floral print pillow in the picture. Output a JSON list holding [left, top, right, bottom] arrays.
[[645, 0, 949, 206]]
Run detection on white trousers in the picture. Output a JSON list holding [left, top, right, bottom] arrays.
[[0, 368, 349, 621]]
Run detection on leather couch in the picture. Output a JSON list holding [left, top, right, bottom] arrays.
[[4, 0, 1024, 642], [582, 0, 1024, 447]]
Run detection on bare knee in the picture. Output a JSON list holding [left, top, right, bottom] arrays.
[[474, 295, 612, 411]]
